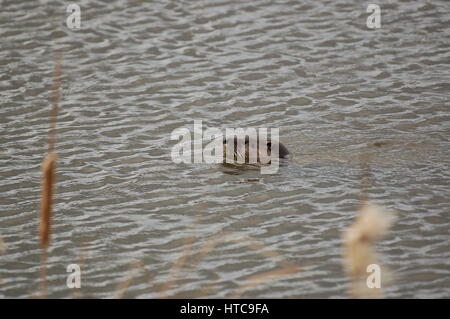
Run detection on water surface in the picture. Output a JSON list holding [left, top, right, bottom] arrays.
[[0, 0, 449, 298]]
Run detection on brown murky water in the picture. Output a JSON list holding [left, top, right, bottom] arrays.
[[0, 0, 449, 298]]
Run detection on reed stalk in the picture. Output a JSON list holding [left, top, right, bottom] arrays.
[[39, 52, 61, 298]]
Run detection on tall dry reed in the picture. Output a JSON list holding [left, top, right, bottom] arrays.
[[39, 52, 61, 298]]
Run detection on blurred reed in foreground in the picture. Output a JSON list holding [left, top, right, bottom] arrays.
[[0, 232, 5, 254], [155, 229, 301, 299], [343, 202, 395, 298], [39, 52, 61, 298]]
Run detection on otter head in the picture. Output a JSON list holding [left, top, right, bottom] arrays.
[[222, 135, 289, 165]]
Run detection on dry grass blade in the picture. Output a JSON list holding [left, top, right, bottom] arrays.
[[0, 232, 5, 254], [69, 242, 91, 298], [191, 231, 289, 270], [186, 231, 300, 298], [232, 265, 301, 298], [358, 158, 372, 204], [114, 260, 145, 299], [159, 236, 195, 298], [240, 266, 300, 289], [48, 52, 61, 154], [233, 234, 291, 268]]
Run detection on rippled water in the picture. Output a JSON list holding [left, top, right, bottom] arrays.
[[1, 0, 449, 298]]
